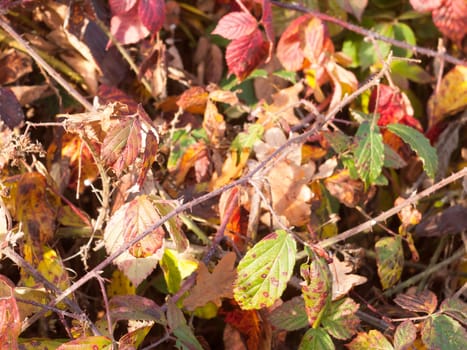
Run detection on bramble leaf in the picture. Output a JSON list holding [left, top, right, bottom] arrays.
[[354, 121, 384, 187], [386, 123, 438, 178], [212, 11, 258, 40], [299, 328, 334, 350], [375, 236, 404, 290], [225, 29, 270, 81], [301, 255, 332, 327], [421, 314, 467, 350], [394, 320, 417, 350], [322, 298, 360, 340], [234, 230, 296, 309], [347, 330, 393, 350], [138, 0, 165, 32]]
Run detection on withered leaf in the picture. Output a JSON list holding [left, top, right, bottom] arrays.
[[183, 252, 237, 311]]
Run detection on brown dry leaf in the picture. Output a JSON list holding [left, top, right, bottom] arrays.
[[0, 87, 25, 129], [210, 148, 251, 190], [254, 127, 315, 226], [203, 99, 226, 146], [395, 197, 422, 227], [183, 252, 237, 310], [330, 258, 367, 300], [174, 141, 209, 186], [0, 50, 32, 85], [324, 170, 369, 208], [194, 36, 224, 85], [394, 289, 438, 314], [415, 205, 467, 237], [177, 86, 209, 114], [15, 172, 59, 249], [427, 65, 467, 128]]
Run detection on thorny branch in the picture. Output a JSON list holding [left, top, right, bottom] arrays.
[[41, 54, 430, 312]]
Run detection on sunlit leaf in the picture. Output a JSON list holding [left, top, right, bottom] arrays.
[[387, 123, 438, 178], [375, 236, 404, 290], [223, 305, 263, 349], [119, 325, 152, 349], [104, 195, 164, 286], [427, 65, 467, 127], [212, 11, 258, 40], [109, 5, 150, 45], [234, 230, 296, 309], [160, 249, 198, 294], [225, 29, 270, 81]]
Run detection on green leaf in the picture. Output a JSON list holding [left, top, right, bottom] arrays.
[[273, 70, 298, 83], [173, 324, 204, 350], [347, 330, 394, 350], [387, 123, 438, 178], [439, 298, 467, 322], [421, 314, 467, 350], [392, 23, 416, 58], [394, 320, 417, 350], [234, 230, 297, 310], [359, 23, 393, 69], [269, 296, 308, 331], [375, 236, 404, 290], [322, 298, 360, 340], [299, 328, 335, 350], [354, 121, 384, 187], [230, 124, 264, 153], [391, 61, 433, 84], [160, 249, 198, 294], [301, 255, 332, 327]]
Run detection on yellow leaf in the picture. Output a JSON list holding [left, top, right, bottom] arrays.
[[428, 65, 467, 127]]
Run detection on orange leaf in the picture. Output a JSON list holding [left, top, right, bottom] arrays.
[[324, 170, 369, 208], [177, 86, 209, 114]]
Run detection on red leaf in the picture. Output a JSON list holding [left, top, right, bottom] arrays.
[[432, 0, 467, 44], [225, 29, 269, 81], [0, 275, 20, 348], [109, 5, 150, 45], [102, 116, 142, 176], [212, 11, 258, 40], [109, 0, 138, 15], [276, 15, 311, 71], [138, 0, 165, 33], [369, 85, 422, 131]]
